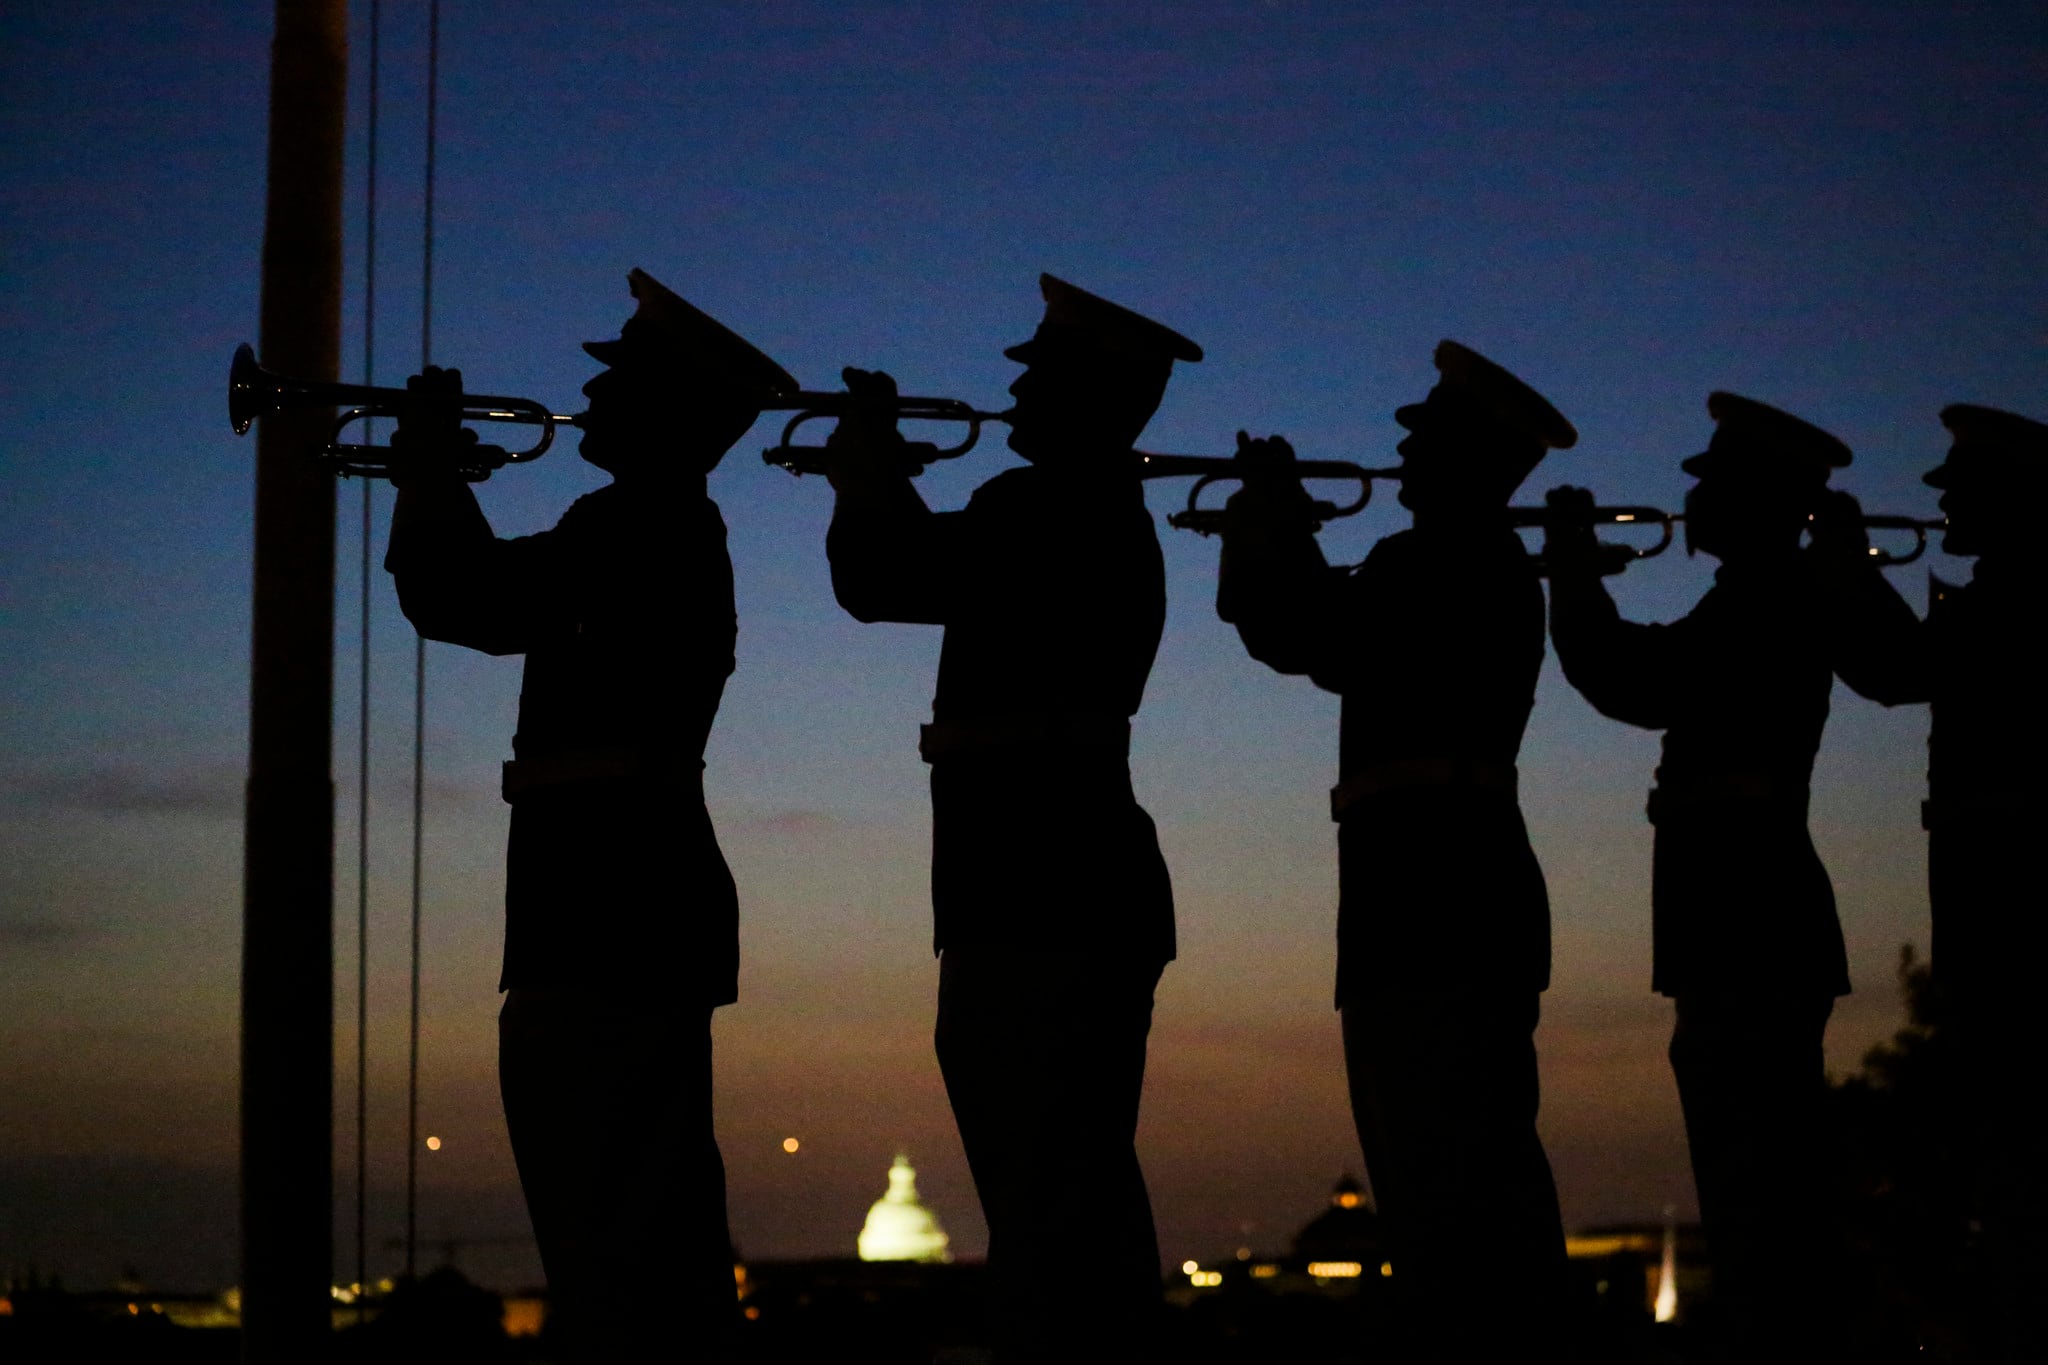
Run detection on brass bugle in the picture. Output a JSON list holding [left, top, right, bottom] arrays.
[[762, 395, 1011, 477], [1510, 505, 1681, 564], [1517, 506, 1945, 569], [229, 343, 575, 480], [1843, 514, 1944, 567], [1138, 451, 1402, 535]]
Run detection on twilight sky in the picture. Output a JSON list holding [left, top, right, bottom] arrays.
[[2, 1, 2042, 1292]]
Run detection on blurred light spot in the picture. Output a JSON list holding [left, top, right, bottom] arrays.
[[782, 1137, 799, 1153], [425, 1136, 442, 1151], [1180, 1259, 1199, 1275]]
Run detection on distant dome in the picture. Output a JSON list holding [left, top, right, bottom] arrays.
[[1293, 1173, 1385, 1264], [858, 1154, 952, 1263]]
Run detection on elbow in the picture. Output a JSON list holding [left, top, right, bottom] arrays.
[[830, 578, 886, 625], [1235, 625, 1315, 677]]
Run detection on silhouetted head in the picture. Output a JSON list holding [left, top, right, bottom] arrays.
[[1680, 393, 1849, 563], [1927, 403, 2046, 560], [1003, 274, 1202, 469], [578, 268, 796, 482], [1393, 341, 1575, 519]]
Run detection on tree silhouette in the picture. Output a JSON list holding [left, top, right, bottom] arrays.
[[1825, 944, 1971, 1353]]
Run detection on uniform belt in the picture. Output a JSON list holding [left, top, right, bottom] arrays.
[[501, 748, 701, 801], [1646, 771, 1808, 825], [918, 716, 1132, 765], [1329, 759, 1518, 821]]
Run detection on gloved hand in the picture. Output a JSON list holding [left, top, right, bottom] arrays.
[[1223, 431, 1317, 531], [388, 366, 483, 487], [1541, 485, 1603, 576], [1806, 488, 1873, 566], [825, 367, 909, 491]]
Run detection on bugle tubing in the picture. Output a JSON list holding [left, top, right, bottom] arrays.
[[1139, 451, 1401, 535], [228, 343, 576, 480], [762, 394, 1011, 477], [1510, 504, 1681, 563]]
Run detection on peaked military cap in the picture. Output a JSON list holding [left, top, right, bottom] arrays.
[[583, 268, 798, 397], [1681, 392, 1851, 480], [1393, 340, 1578, 451], [1002, 274, 1204, 367], [1925, 403, 2048, 489]]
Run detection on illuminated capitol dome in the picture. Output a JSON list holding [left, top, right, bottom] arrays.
[[857, 1153, 952, 1263]]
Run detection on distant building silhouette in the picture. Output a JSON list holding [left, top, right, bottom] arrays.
[[1291, 1175, 1387, 1272], [857, 1155, 952, 1264]]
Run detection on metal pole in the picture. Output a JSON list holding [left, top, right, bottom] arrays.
[[242, 1, 346, 1360]]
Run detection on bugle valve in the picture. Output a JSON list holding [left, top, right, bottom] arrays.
[[228, 343, 575, 481], [761, 393, 1011, 477], [1139, 451, 1401, 534]]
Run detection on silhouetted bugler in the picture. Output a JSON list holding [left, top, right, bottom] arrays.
[[1861, 400, 2048, 1361], [381, 267, 779, 1362], [819, 272, 1197, 1364], [1545, 389, 1926, 1361], [1212, 339, 1576, 1359]]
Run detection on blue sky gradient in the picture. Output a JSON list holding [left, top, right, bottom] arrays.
[[2, 0, 2041, 1289]]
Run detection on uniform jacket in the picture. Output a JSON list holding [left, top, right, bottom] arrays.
[[386, 475, 739, 1000], [1220, 520, 1551, 1000], [828, 461, 1175, 962], [1549, 551, 1917, 998], [1863, 563, 2048, 991]]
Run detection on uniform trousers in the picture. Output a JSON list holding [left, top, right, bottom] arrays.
[[1668, 992, 1836, 1361], [499, 988, 735, 1363], [1340, 990, 1568, 1359], [1936, 824, 2048, 1365], [934, 947, 1167, 1364]]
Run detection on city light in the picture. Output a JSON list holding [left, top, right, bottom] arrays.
[[1307, 1261, 1363, 1279], [1181, 1260, 1199, 1275], [782, 1137, 800, 1153], [425, 1136, 442, 1151]]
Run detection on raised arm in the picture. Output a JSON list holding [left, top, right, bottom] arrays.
[[1809, 491, 1931, 706], [1214, 435, 1349, 684], [823, 368, 965, 625], [380, 367, 573, 655], [1543, 485, 1683, 730]]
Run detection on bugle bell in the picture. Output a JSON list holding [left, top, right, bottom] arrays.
[[228, 343, 576, 480], [1139, 451, 1401, 534], [761, 392, 1011, 477]]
